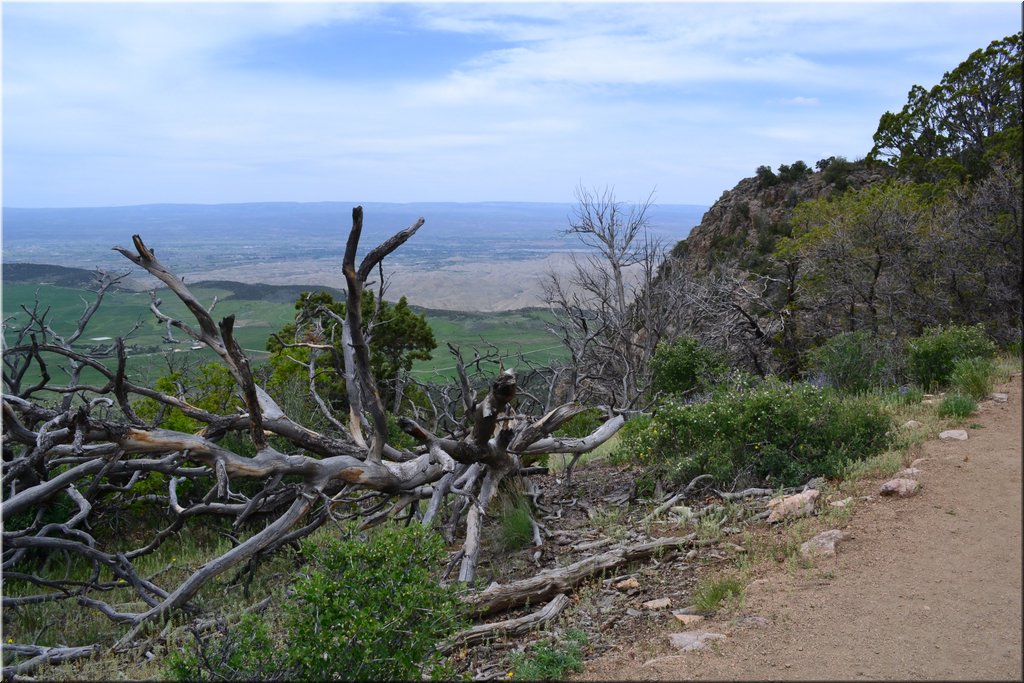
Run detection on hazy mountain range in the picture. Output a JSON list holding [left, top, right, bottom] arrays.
[[2, 201, 706, 310]]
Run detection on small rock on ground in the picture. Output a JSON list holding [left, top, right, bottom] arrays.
[[767, 489, 819, 523], [799, 529, 851, 558], [732, 615, 771, 629], [990, 392, 1008, 403], [896, 467, 922, 477], [879, 478, 920, 497], [667, 631, 726, 652], [939, 429, 969, 441], [643, 597, 672, 610], [673, 613, 704, 626], [902, 419, 924, 430]]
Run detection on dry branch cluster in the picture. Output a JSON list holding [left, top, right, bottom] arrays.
[[1, 207, 626, 675]]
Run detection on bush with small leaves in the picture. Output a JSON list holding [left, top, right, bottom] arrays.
[[906, 324, 996, 391], [167, 524, 466, 682], [649, 336, 727, 397], [808, 330, 894, 394], [616, 379, 892, 491]]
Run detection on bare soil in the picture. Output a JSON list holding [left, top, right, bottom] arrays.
[[576, 375, 1023, 681]]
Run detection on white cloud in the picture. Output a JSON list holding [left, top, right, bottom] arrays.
[[769, 96, 822, 107], [2, 2, 1018, 207]]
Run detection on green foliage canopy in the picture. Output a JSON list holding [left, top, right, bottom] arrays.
[[869, 33, 1022, 183], [266, 290, 436, 408]]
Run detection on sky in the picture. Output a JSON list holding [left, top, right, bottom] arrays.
[[2, 1, 1020, 208]]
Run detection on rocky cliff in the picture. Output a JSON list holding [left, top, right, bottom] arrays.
[[673, 159, 893, 276]]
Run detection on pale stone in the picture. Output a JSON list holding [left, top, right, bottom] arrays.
[[674, 605, 707, 616], [901, 419, 924, 430], [830, 497, 853, 508], [734, 615, 770, 629], [910, 458, 931, 468], [615, 577, 640, 590], [879, 478, 920, 497], [939, 429, 969, 441], [643, 597, 672, 610], [667, 631, 726, 652], [991, 392, 1008, 403], [766, 489, 819, 523], [799, 529, 850, 558], [896, 467, 922, 477], [672, 613, 704, 626]]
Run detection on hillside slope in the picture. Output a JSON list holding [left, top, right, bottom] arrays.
[[674, 160, 892, 275]]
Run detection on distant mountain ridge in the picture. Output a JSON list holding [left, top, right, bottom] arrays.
[[1, 201, 708, 283]]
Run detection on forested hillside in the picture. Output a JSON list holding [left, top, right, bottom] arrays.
[[644, 33, 1021, 379]]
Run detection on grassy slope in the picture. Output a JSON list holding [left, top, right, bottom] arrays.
[[2, 283, 567, 386]]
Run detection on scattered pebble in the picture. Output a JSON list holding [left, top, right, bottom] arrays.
[[901, 419, 924, 430], [991, 392, 1008, 403], [896, 467, 922, 477], [830, 497, 853, 508], [615, 577, 640, 590]]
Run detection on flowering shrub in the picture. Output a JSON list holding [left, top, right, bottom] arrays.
[[616, 379, 892, 491]]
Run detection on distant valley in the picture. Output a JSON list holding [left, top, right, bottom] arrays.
[[2, 201, 706, 311]]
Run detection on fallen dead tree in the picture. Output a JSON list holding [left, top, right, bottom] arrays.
[[441, 593, 572, 654], [1, 207, 628, 674], [464, 534, 713, 617]]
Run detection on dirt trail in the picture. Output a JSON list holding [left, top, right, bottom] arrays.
[[580, 375, 1022, 681]]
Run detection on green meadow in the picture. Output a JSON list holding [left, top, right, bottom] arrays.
[[2, 282, 567, 388]]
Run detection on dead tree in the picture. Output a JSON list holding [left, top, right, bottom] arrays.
[[543, 186, 678, 411], [1, 207, 625, 673]]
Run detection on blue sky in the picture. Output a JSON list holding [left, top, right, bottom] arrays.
[[2, 1, 1019, 208]]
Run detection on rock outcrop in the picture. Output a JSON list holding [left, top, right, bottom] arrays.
[[671, 161, 893, 276]]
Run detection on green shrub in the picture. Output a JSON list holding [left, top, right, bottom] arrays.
[[808, 331, 893, 393], [950, 356, 995, 400], [906, 324, 996, 391], [167, 524, 465, 681], [692, 576, 745, 612], [877, 385, 925, 408], [649, 336, 727, 397], [615, 379, 892, 490], [497, 492, 535, 552], [756, 164, 779, 188], [509, 629, 588, 681], [554, 408, 606, 439], [938, 394, 977, 419]]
